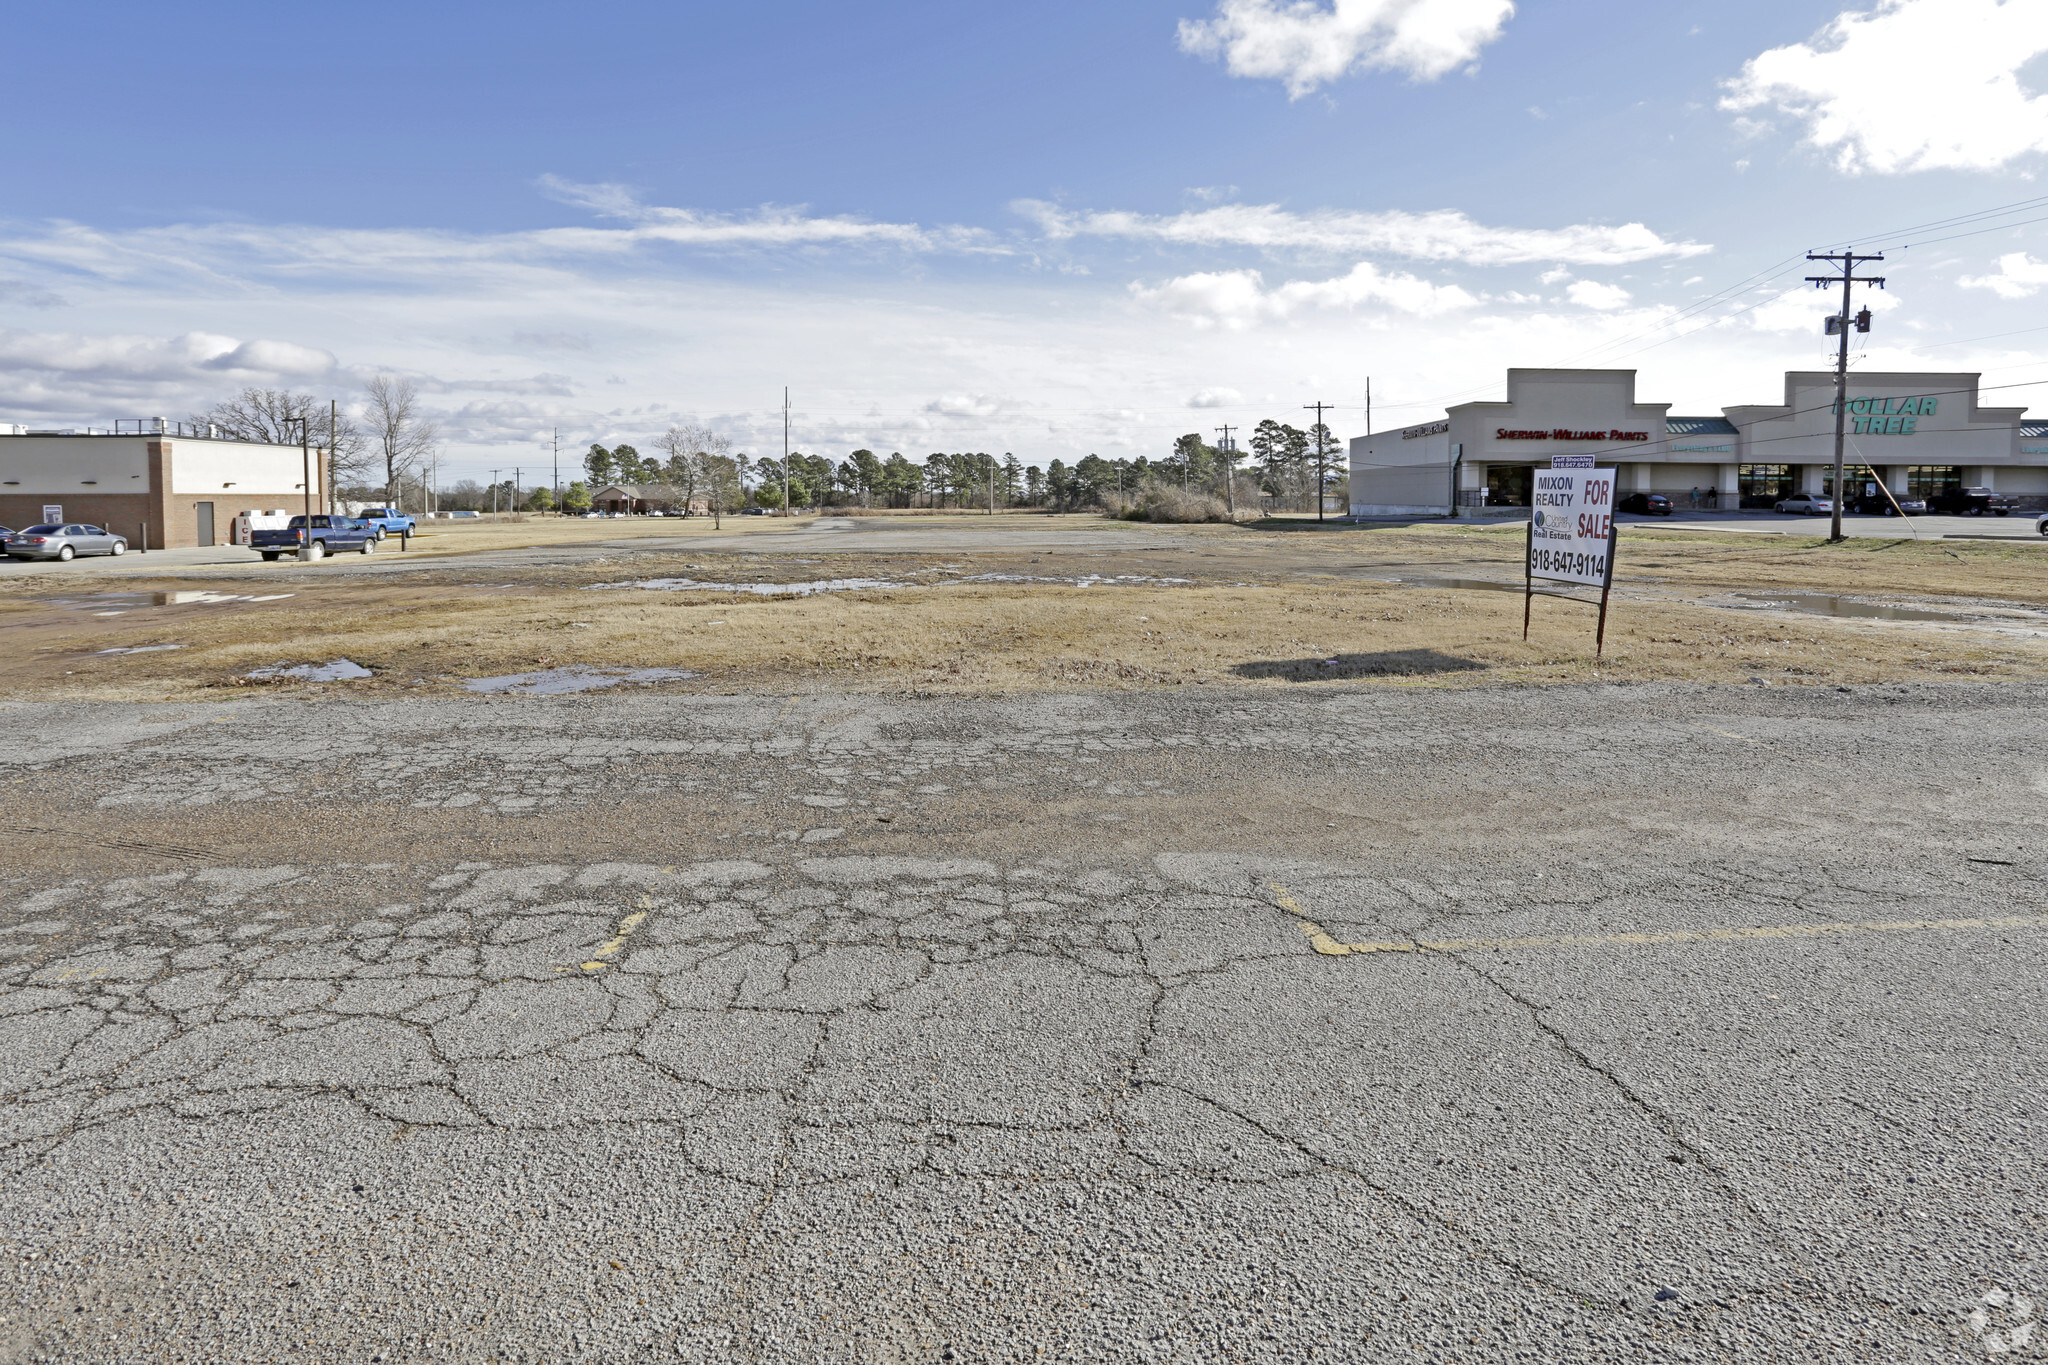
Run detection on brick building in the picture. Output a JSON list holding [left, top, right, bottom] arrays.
[[0, 421, 328, 548]]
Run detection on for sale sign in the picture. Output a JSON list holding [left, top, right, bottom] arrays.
[[1527, 468, 1616, 587]]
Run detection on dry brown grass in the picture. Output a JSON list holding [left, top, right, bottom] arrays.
[[371, 511, 798, 557], [10, 572, 2045, 701], [1318, 521, 2048, 605], [6, 517, 2045, 700]]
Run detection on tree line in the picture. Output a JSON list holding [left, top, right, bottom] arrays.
[[188, 382, 1344, 516]]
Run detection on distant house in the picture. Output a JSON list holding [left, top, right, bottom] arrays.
[[591, 483, 709, 515]]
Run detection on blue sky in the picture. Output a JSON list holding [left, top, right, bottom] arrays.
[[5, 0, 2048, 478]]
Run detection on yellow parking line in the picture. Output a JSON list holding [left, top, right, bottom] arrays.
[[572, 906, 649, 973], [1266, 884, 2042, 957]]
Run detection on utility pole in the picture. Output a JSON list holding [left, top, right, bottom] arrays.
[[328, 398, 338, 515], [988, 453, 995, 516], [1806, 248, 1885, 543], [552, 427, 561, 516], [782, 387, 792, 516], [1303, 400, 1334, 522], [489, 470, 501, 515], [514, 466, 522, 515], [299, 418, 312, 522], [1215, 424, 1237, 519]]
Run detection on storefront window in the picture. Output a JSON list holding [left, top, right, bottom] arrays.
[[1739, 464, 1796, 509], [1907, 466, 1962, 500], [1484, 466, 1533, 507]]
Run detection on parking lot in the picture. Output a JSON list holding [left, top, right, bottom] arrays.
[[2, 679, 2045, 1362]]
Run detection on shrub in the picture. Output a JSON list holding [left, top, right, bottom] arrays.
[[1101, 482, 1243, 523]]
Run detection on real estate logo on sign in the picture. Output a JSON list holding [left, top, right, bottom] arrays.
[[1528, 468, 1615, 588]]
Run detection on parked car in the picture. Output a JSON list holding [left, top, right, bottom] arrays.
[[1928, 486, 2014, 516], [1848, 493, 1928, 516], [1617, 492, 1673, 516], [741, 506, 768, 516], [249, 515, 379, 562], [2036, 512, 2048, 539], [354, 506, 416, 538], [1773, 494, 1833, 515], [4, 522, 128, 560]]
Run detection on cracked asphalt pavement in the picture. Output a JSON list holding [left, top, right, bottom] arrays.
[[1, 681, 2044, 1362]]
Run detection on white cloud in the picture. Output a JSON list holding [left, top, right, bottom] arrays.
[[1744, 284, 1900, 334], [1132, 261, 1478, 327], [1017, 200, 1708, 265], [0, 328, 334, 384], [1187, 387, 1244, 407], [0, 328, 339, 417], [0, 280, 64, 309], [1722, 0, 2048, 173], [535, 175, 998, 252], [1178, 0, 1516, 97], [923, 394, 1019, 420], [1961, 251, 2048, 298], [1565, 280, 1631, 311]]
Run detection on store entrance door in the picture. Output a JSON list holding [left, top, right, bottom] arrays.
[[1739, 464, 1797, 509], [1485, 465, 1533, 508], [194, 502, 215, 547]]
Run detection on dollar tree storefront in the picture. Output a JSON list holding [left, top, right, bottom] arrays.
[[1349, 368, 2045, 516]]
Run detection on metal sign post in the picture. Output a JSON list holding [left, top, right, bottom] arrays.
[[1594, 514, 1619, 656]]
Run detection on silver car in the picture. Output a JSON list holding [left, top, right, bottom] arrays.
[[3, 522, 129, 561]]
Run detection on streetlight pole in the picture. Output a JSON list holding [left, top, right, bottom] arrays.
[[782, 387, 792, 516], [1806, 249, 1885, 543]]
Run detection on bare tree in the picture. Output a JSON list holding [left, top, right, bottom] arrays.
[[363, 376, 438, 510], [654, 424, 733, 515], [191, 388, 372, 489]]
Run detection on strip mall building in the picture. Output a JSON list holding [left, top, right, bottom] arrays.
[[1349, 369, 2048, 515]]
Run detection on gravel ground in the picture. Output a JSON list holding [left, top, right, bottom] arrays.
[[1, 681, 2043, 1363]]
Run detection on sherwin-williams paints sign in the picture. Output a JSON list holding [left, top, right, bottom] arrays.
[[1837, 396, 1937, 435], [1496, 428, 1649, 441]]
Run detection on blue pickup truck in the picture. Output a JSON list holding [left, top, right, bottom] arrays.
[[356, 507, 416, 538], [251, 515, 380, 562]]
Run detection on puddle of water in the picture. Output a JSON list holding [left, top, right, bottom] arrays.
[[1733, 593, 1966, 623], [92, 644, 185, 655], [462, 666, 697, 695], [247, 659, 373, 682], [50, 591, 295, 611]]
